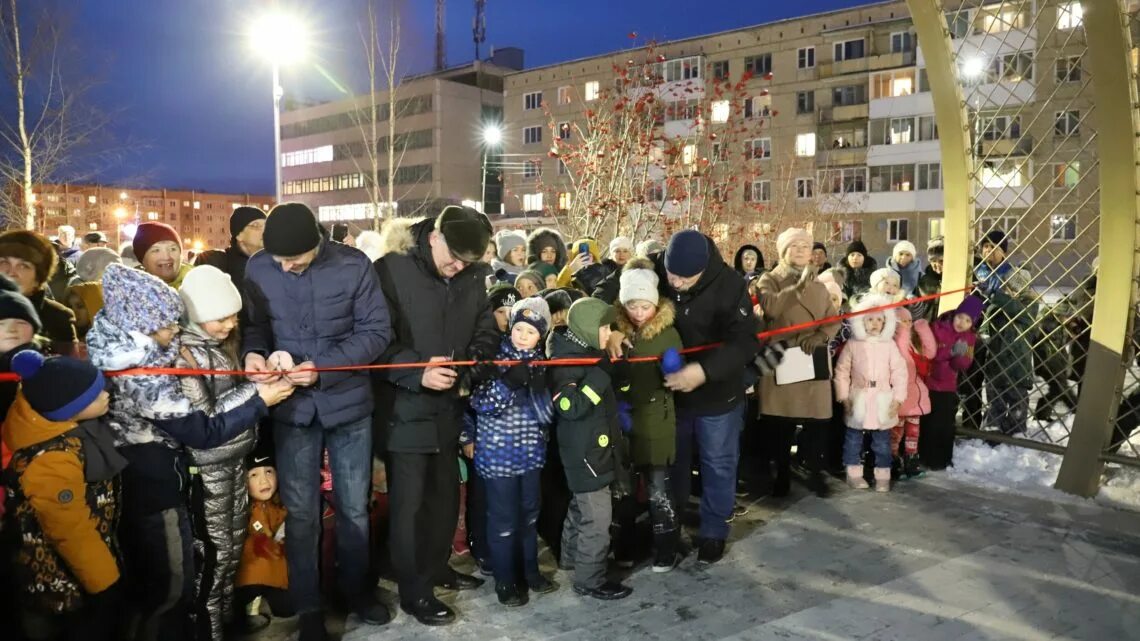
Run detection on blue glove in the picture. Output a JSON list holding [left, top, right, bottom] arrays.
[[617, 400, 634, 434], [660, 348, 684, 375]]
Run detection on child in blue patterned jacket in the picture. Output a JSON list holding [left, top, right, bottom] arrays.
[[467, 296, 558, 608]]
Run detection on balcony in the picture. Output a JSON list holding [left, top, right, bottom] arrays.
[[816, 147, 867, 167], [868, 51, 916, 71], [974, 136, 1034, 158]]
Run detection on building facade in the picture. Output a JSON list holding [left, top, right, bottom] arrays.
[[278, 55, 521, 228], [500, 0, 1097, 276], [30, 184, 273, 252]]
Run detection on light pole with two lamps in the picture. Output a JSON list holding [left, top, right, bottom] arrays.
[[250, 12, 307, 205]]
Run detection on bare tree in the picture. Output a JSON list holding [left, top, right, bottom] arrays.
[[0, 0, 114, 230]]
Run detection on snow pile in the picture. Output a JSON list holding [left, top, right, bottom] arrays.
[[947, 439, 1140, 511]]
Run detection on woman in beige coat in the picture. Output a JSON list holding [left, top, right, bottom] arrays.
[[756, 228, 840, 497]]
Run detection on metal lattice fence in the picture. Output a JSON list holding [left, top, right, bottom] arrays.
[[940, 0, 1140, 465]]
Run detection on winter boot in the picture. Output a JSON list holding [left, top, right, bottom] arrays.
[[874, 468, 892, 493], [652, 531, 680, 573], [452, 483, 470, 556], [846, 465, 869, 489], [902, 454, 926, 480]]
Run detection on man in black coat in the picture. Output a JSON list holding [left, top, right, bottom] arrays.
[[594, 230, 760, 565], [195, 206, 266, 288], [372, 205, 499, 626]]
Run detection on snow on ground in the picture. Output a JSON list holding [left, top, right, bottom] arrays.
[[948, 438, 1140, 512]]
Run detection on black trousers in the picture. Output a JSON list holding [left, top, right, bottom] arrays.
[[537, 437, 571, 564], [387, 451, 459, 603], [920, 391, 959, 470], [762, 416, 830, 481]]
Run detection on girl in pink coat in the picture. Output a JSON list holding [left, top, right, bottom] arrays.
[[834, 294, 909, 492], [920, 296, 983, 470], [892, 307, 937, 479]]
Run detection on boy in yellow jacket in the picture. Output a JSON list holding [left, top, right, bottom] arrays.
[[3, 349, 126, 640]]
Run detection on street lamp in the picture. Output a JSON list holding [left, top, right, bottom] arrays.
[[113, 206, 127, 244], [250, 11, 308, 205], [481, 125, 502, 214]]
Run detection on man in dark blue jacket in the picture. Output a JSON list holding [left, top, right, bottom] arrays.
[[372, 205, 499, 626], [242, 203, 391, 640]]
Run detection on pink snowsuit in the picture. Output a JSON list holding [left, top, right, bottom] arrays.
[[894, 308, 937, 419], [834, 310, 908, 430]]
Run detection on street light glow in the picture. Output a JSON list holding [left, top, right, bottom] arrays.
[[483, 125, 502, 146], [961, 56, 987, 79], [250, 11, 308, 65], [118, 191, 128, 201], [113, 207, 127, 220]]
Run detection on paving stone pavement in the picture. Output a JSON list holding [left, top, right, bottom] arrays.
[[257, 474, 1140, 640]]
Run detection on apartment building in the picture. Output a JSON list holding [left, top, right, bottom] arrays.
[[278, 51, 522, 226], [501, 0, 1097, 275], [30, 184, 273, 252]]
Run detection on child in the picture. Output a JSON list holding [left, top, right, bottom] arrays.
[[869, 267, 903, 302], [613, 259, 684, 572], [85, 263, 293, 640], [492, 230, 529, 279], [834, 295, 908, 492], [469, 297, 558, 607], [234, 439, 295, 629], [515, 270, 545, 298], [892, 307, 936, 479], [488, 284, 521, 333], [921, 296, 983, 470], [4, 350, 125, 640], [65, 247, 121, 340], [176, 265, 264, 640], [548, 298, 632, 600], [0, 275, 46, 422], [543, 288, 576, 329]]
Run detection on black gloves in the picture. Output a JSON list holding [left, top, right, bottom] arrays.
[[503, 362, 531, 389], [466, 347, 498, 384]]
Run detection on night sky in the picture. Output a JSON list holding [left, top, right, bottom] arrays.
[[82, 0, 874, 195]]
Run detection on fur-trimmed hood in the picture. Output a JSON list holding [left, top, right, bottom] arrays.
[[377, 217, 424, 258], [733, 244, 765, 276], [850, 294, 897, 343], [526, 227, 568, 269], [615, 298, 676, 342]]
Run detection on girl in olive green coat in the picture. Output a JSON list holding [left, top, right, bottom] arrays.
[[614, 258, 685, 572]]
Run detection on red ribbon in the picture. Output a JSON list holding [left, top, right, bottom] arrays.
[[0, 286, 971, 381]]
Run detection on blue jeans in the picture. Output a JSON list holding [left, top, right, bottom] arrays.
[[275, 416, 372, 613], [672, 403, 744, 541], [484, 469, 542, 586], [843, 428, 892, 468]]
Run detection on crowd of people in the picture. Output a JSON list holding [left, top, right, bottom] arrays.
[[0, 200, 1086, 641]]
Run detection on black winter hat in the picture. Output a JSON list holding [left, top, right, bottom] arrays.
[[263, 203, 322, 256], [488, 284, 521, 311], [983, 230, 1009, 253], [436, 205, 491, 263], [246, 435, 276, 469], [230, 206, 267, 239], [845, 239, 869, 259], [542, 288, 574, 316], [665, 230, 710, 277], [0, 274, 41, 333], [11, 350, 104, 422], [927, 236, 945, 260], [812, 242, 827, 253]]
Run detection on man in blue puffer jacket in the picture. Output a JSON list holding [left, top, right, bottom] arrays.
[[242, 202, 392, 640]]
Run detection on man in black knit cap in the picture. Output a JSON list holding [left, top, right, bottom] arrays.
[[242, 202, 392, 640], [195, 205, 267, 288]]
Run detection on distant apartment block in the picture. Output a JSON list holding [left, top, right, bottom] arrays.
[[30, 184, 273, 252]]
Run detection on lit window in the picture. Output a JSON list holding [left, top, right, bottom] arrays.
[[522, 193, 543, 211], [744, 95, 771, 119], [888, 218, 909, 242], [795, 133, 816, 157], [929, 217, 944, 240], [1051, 215, 1077, 241], [1052, 161, 1080, 189], [795, 178, 814, 199], [682, 144, 697, 165], [558, 192, 572, 210], [978, 159, 1030, 188], [87, 195, 96, 204], [193, 201, 201, 209], [557, 86, 571, 105], [1058, 2, 1083, 29], [558, 122, 571, 140], [710, 100, 730, 123], [147, 212, 158, 220], [89, 222, 98, 230], [584, 81, 600, 101]]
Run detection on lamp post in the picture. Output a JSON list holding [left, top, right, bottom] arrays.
[[250, 12, 307, 205], [113, 207, 127, 246], [481, 125, 502, 214]]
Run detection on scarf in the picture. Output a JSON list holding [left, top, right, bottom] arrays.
[[889, 257, 923, 295], [73, 418, 129, 481]]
